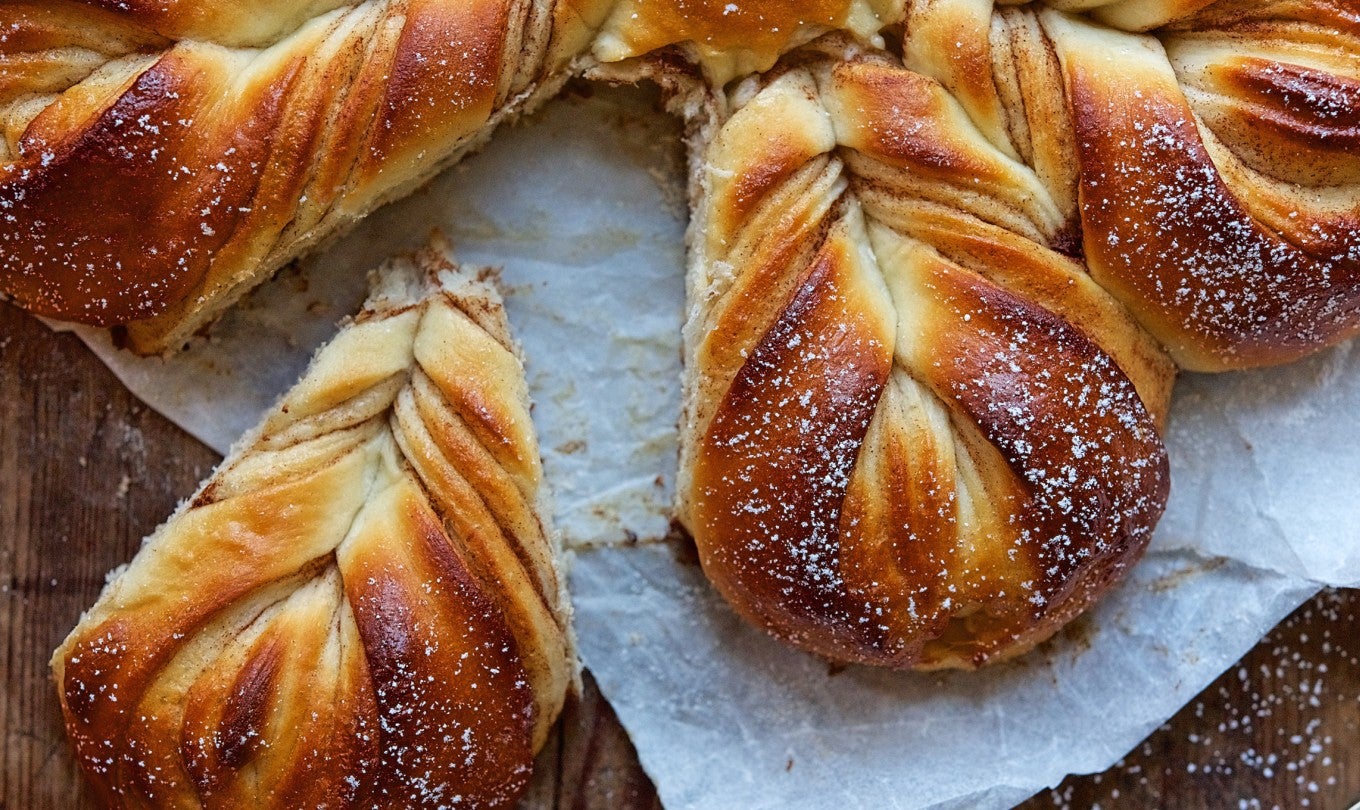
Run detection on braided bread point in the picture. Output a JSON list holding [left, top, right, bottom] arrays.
[[678, 0, 1360, 667], [901, 1, 1360, 371], [7, 0, 1360, 677], [51, 236, 574, 807], [0, 0, 575, 355], [678, 43, 1176, 670]]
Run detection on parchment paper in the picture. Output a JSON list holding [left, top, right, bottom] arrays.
[[51, 85, 1359, 809]]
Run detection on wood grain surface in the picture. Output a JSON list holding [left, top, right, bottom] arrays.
[[0, 299, 1355, 809]]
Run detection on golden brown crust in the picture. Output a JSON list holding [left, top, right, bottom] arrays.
[[680, 50, 1172, 668], [678, 0, 1360, 668], [1048, 10, 1360, 370], [691, 216, 898, 660], [7, 0, 1360, 680], [46, 0, 358, 46], [0, 0, 563, 354], [578, 0, 904, 81], [52, 239, 573, 807], [1, 46, 293, 326], [0, 0, 1355, 366]]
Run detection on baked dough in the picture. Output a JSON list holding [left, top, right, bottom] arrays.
[[51, 237, 574, 807], [679, 38, 1173, 669], [9, 1, 1360, 672], [0, 0, 578, 352], [675, 4, 1360, 667]]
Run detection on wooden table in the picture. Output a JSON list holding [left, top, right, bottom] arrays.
[[1, 300, 1355, 809]]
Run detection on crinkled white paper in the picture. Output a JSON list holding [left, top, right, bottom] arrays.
[[52, 86, 1358, 809]]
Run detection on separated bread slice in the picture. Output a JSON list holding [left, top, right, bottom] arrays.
[[51, 234, 575, 808]]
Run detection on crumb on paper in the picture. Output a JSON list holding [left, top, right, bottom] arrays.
[[1149, 556, 1230, 593]]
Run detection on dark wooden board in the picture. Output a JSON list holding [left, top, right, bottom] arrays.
[[1, 300, 1355, 809]]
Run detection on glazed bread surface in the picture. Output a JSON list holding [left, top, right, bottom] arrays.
[[51, 237, 574, 807], [9, 0, 1360, 673], [0, 0, 575, 354], [676, 0, 1360, 668], [678, 40, 1173, 670], [2, 0, 1358, 363]]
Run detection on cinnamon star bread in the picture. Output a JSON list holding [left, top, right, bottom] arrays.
[[9, 0, 1360, 671]]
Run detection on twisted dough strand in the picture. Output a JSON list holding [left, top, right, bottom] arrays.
[[901, 1, 1360, 369], [681, 47, 1172, 668], [678, 0, 1359, 668], [52, 238, 572, 807], [10, 0, 1359, 675], [1, 0, 567, 352]]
